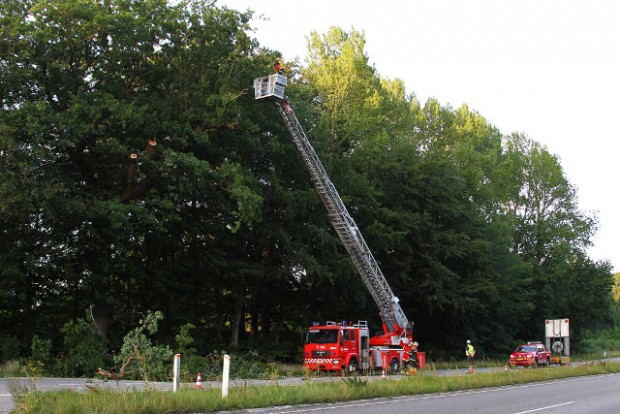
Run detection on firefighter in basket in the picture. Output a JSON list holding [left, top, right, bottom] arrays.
[[274, 60, 285, 75]]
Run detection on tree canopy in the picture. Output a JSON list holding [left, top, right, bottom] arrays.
[[0, 0, 613, 364]]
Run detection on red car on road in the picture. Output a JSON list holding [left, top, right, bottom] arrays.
[[509, 342, 551, 367]]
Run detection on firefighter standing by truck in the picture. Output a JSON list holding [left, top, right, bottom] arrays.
[[401, 339, 419, 371]]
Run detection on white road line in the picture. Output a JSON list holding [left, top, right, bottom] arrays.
[[261, 377, 592, 414], [514, 401, 575, 414]]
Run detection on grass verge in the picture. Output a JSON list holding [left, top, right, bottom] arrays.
[[11, 361, 620, 414]]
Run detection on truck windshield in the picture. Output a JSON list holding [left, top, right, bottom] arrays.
[[306, 329, 339, 344]]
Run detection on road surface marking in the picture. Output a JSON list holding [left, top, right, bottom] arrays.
[[514, 401, 575, 414]]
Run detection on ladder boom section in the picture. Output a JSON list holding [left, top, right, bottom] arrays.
[[273, 99, 409, 333]]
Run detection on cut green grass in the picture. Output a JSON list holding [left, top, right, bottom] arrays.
[[11, 361, 620, 414]]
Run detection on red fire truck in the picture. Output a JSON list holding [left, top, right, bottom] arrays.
[[303, 320, 416, 374], [254, 73, 418, 374]]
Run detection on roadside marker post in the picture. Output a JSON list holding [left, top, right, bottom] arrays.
[[173, 354, 181, 392], [222, 354, 231, 399]]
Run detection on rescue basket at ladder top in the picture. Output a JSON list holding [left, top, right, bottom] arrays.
[[254, 74, 287, 101]]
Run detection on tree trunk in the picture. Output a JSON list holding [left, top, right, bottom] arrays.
[[229, 291, 245, 349]]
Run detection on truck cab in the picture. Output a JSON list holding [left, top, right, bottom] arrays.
[[303, 321, 370, 373]]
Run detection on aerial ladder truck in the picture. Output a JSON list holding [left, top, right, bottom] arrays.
[[254, 73, 417, 374]]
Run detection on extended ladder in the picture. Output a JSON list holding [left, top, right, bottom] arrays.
[[254, 74, 409, 333]]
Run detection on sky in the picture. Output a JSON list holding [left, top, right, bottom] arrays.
[[217, 0, 619, 273]]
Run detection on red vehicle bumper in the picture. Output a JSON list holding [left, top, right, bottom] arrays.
[[304, 358, 342, 371], [510, 357, 535, 367]]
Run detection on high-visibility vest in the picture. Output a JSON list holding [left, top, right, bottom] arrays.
[[466, 344, 475, 357]]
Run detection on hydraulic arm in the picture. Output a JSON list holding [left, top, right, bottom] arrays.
[[254, 73, 410, 334]]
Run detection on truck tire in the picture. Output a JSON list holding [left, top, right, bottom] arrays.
[[390, 359, 400, 373], [345, 358, 358, 375]]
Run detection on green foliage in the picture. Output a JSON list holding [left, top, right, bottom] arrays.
[[577, 327, 620, 355], [113, 311, 173, 381], [175, 323, 197, 356], [59, 317, 107, 377], [185, 350, 271, 381], [29, 335, 55, 376], [0, 335, 20, 362], [0, 359, 21, 377], [612, 273, 620, 314]]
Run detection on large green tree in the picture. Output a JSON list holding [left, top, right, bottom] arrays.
[[0, 0, 274, 353], [495, 133, 612, 338]]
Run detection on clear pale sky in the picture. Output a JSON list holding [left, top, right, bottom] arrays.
[[218, 0, 619, 273]]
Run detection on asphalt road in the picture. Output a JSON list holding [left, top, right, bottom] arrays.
[[1, 369, 619, 414], [248, 373, 620, 414]]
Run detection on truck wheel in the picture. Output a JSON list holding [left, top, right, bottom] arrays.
[[390, 359, 400, 373], [346, 358, 358, 375]]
